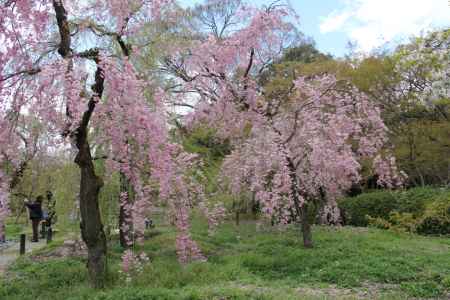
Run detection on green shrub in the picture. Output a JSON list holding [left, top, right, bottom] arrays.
[[340, 187, 450, 235], [367, 215, 392, 230], [339, 190, 398, 226], [388, 212, 418, 233], [416, 195, 450, 235], [368, 212, 421, 233], [395, 187, 444, 216]]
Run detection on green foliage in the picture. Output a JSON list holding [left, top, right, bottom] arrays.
[[340, 29, 450, 187], [416, 195, 450, 235], [51, 162, 80, 231], [339, 187, 447, 226], [393, 187, 446, 214], [340, 187, 450, 235], [5, 160, 81, 236], [181, 126, 255, 216], [182, 127, 230, 166], [339, 190, 398, 227], [341, 56, 399, 97], [392, 114, 450, 186], [4, 221, 23, 236], [387, 212, 417, 233], [366, 216, 392, 230], [281, 43, 332, 64], [367, 212, 419, 233]]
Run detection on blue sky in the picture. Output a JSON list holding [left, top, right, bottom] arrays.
[[178, 0, 450, 57]]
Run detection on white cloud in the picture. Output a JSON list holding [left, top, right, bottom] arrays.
[[319, 0, 450, 52], [319, 11, 352, 33]]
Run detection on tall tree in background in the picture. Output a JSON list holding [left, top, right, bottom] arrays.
[[392, 29, 450, 185], [344, 29, 450, 186]]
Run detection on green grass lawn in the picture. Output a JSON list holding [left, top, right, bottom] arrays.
[[1, 217, 450, 300], [4, 221, 24, 238]]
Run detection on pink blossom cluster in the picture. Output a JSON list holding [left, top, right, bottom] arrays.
[[174, 203, 206, 264], [373, 155, 407, 189], [176, 2, 294, 134], [119, 191, 134, 246], [220, 129, 297, 223], [165, 153, 208, 264], [217, 75, 406, 223], [199, 202, 227, 235], [120, 249, 150, 283]]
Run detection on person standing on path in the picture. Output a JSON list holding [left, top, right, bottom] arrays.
[[25, 196, 43, 242]]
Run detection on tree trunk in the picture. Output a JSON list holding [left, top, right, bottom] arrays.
[[286, 157, 314, 248], [234, 199, 240, 226], [52, 0, 107, 288], [119, 172, 133, 248], [300, 205, 313, 248], [75, 140, 107, 289], [74, 64, 107, 288]]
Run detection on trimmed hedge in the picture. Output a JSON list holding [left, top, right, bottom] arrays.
[[339, 187, 450, 235]]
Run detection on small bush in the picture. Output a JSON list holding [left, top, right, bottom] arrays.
[[388, 212, 418, 233], [339, 190, 398, 226], [416, 196, 450, 235], [367, 215, 391, 230]]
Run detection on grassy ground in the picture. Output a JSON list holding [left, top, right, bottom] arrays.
[[1, 215, 450, 300], [4, 221, 23, 239]]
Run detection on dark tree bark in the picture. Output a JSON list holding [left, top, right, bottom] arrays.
[[75, 139, 107, 288], [73, 66, 108, 288], [74, 66, 107, 287], [52, 0, 108, 287], [299, 205, 313, 248]]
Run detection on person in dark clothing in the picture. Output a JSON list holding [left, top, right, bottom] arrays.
[[25, 196, 43, 242]]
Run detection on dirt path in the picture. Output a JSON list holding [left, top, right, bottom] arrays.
[[0, 239, 47, 276]]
